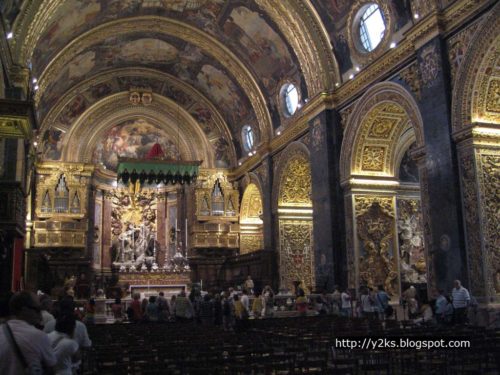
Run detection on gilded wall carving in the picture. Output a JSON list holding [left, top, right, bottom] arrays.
[[447, 15, 483, 86], [349, 95, 415, 177], [397, 198, 427, 284], [459, 151, 485, 297], [279, 220, 314, 293], [419, 43, 441, 89], [278, 157, 312, 207], [361, 146, 386, 171], [399, 63, 422, 100], [355, 197, 398, 295], [108, 187, 157, 242], [240, 235, 263, 255], [478, 153, 500, 296]]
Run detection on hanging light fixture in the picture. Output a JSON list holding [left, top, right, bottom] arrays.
[[117, 101, 201, 186]]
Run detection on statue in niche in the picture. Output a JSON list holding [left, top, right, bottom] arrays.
[[357, 202, 398, 295]]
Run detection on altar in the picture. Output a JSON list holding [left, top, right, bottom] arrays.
[[118, 272, 191, 298]]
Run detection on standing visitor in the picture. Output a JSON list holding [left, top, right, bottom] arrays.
[[245, 276, 255, 294], [157, 292, 170, 322], [451, 280, 470, 325], [129, 293, 143, 323], [111, 298, 123, 323], [341, 288, 352, 317], [361, 288, 376, 320], [376, 285, 391, 319], [296, 290, 308, 316]]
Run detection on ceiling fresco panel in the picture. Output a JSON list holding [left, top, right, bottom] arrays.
[[37, 33, 255, 137]]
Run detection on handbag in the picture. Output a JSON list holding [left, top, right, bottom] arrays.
[[2, 323, 44, 375]]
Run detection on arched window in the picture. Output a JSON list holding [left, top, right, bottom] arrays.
[[281, 83, 299, 117], [241, 125, 255, 152], [359, 4, 386, 52]]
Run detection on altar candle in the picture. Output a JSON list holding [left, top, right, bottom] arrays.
[[185, 219, 188, 248]]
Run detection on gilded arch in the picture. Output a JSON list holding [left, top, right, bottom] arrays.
[[62, 93, 215, 168], [240, 178, 264, 255], [273, 142, 314, 292], [340, 82, 425, 183], [451, 3, 500, 301]]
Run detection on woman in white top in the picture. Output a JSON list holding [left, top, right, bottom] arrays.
[[47, 314, 79, 375], [341, 289, 352, 317]]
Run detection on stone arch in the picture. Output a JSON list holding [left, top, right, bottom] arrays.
[[239, 179, 264, 255], [340, 82, 425, 183], [451, 3, 500, 302], [273, 141, 314, 293], [452, 3, 500, 132], [62, 93, 215, 169], [272, 141, 311, 212]]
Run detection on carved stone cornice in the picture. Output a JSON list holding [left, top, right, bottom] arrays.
[[453, 123, 500, 148], [33, 16, 272, 142], [255, 0, 339, 95]]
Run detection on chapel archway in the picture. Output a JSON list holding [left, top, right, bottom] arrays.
[[340, 82, 427, 298], [452, 3, 500, 302], [239, 182, 264, 255], [275, 143, 314, 293]]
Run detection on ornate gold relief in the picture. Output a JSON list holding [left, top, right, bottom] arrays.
[[351, 98, 412, 177], [279, 220, 314, 293], [459, 150, 485, 297], [355, 196, 398, 295], [278, 156, 312, 207], [35, 162, 94, 219], [240, 234, 263, 255], [399, 63, 422, 100], [485, 78, 500, 113], [478, 152, 500, 296], [361, 146, 386, 171]]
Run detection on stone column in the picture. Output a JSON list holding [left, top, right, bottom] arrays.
[[308, 110, 345, 290], [416, 37, 467, 292], [156, 192, 167, 267], [101, 192, 113, 271], [256, 156, 274, 251]]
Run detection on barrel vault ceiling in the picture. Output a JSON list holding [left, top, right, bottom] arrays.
[[7, 0, 339, 167]]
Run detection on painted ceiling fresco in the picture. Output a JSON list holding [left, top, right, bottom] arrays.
[[39, 72, 235, 168], [92, 118, 180, 172], [310, 0, 412, 75], [32, 0, 303, 139], [38, 33, 255, 138]]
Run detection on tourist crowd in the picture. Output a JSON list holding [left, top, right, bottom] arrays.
[[0, 278, 474, 373]]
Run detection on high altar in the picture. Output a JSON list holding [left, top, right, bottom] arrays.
[[26, 160, 240, 296]]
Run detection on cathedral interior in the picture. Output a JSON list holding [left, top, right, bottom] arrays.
[[0, 0, 499, 312]]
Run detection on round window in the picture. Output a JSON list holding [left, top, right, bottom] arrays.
[[359, 4, 386, 52], [280, 83, 299, 117], [241, 125, 255, 152]]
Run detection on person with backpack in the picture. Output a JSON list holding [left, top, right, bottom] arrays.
[[0, 292, 57, 375]]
